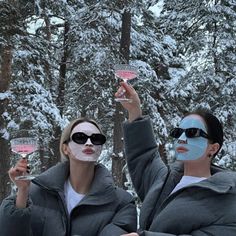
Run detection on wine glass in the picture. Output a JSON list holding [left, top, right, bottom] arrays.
[[114, 64, 138, 103], [10, 133, 39, 180]]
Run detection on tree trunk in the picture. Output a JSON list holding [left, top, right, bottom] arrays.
[[47, 20, 70, 167], [120, 10, 131, 62], [112, 103, 126, 188], [0, 45, 12, 202], [112, 9, 131, 188], [57, 21, 69, 114], [38, 10, 62, 170]]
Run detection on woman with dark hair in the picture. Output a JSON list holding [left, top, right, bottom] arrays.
[[116, 82, 236, 236], [0, 117, 137, 236]]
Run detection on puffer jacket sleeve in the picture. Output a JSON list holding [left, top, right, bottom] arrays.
[[98, 189, 137, 236], [123, 116, 169, 201], [0, 195, 33, 236], [140, 232, 190, 236], [140, 232, 189, 236], [139, 223, 236, 236]]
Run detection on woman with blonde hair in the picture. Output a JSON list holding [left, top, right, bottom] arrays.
[[0, 117, 137, 236]]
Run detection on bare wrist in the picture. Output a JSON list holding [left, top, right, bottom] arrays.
[[17, 186, 30, 193], [128, 110, 142, 122], [16, 187, 29, 208]]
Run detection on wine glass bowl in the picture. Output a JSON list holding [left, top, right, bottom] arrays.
[[11, 137, 38, 158], [114, 64, 138, 102], [114, 64, 138, 82], [10, 132, 39, 180]]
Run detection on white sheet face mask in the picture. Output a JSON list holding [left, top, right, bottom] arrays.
[[174, 116, 209, 161], [68, 122, 102, 162]]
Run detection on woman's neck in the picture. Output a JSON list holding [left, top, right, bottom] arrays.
[[183, 160, 211, 178], [69, 160, 95, 194]]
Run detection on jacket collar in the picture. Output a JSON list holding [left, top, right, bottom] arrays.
[[172, 161, 236, 194], [194, 171, 236, 194], [33, 161, 69, 191], [32, 162, 117, 205]]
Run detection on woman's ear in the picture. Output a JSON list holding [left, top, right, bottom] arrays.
[[209, 143, 220, 156], [62, 143, 70, 156]]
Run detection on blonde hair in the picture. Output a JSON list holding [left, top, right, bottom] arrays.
[[60, 117, 104, 162]]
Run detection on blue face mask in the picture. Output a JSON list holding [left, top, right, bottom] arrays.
[[174, 116, 208, 161]]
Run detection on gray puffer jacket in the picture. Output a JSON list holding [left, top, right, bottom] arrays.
[[123, 116, 236, 236], [0, 162, 137, 236]]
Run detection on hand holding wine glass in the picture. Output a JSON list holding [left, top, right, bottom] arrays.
[[115, 82, 142, 122], [8, 157, 33, 208], [9, 158, 31, 187], [10, 133, 38, 181], [114, 64, 138, 103], [9, 131, 39, 208]]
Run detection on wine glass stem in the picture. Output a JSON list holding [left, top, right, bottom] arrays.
[[20, 154, 28, 176], [21, 154, 27, 158]]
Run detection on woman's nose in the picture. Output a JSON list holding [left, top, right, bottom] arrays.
[[178, 133, 187, 143], [85, 138, 93, 145]]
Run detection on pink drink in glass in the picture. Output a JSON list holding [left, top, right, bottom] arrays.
[[114, 64, 138, 102], [115, 70, 137, 81], [11, 143, 37, 157], [11, 136, 38, 180]]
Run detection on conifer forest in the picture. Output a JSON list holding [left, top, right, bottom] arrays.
[[0, 0, 235, 202]]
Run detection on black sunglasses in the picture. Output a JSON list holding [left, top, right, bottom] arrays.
[[71, 132, 106, 145], [170, 127, 210, 139]]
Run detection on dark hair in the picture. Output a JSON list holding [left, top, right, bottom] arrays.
[[185, 108, 224, 157]]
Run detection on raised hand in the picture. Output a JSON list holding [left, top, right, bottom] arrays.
[[115, 82, 142, 122], [8, 158, 31, 208]]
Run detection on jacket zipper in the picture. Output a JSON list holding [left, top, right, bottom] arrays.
[[32, 180, 71, 235]]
